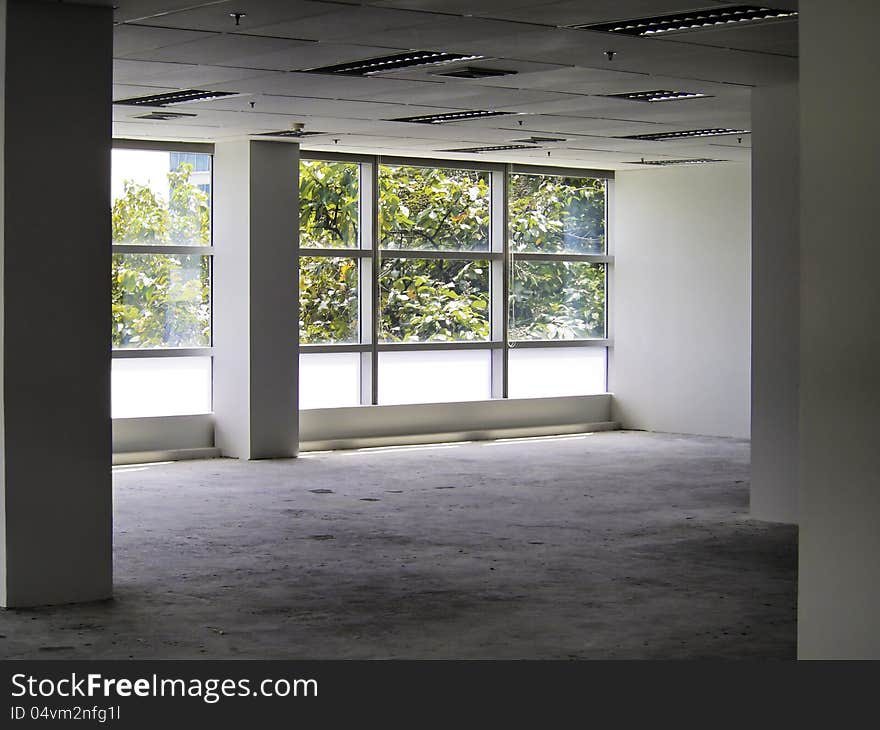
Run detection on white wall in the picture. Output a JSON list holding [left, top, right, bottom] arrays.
[[751, 84, 799, 524], [610, 163, 751, 439], [300, 394, 614, 450], [798, 0, 880, 658]]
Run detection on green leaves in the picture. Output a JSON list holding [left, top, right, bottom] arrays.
[[298, 161, 607, 346], [111, 163, 211, 349]]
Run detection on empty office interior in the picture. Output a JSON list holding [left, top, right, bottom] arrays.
[[0, 0, 877, 659]]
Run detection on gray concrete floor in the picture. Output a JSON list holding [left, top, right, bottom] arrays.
[[0, 431, 796, 659]]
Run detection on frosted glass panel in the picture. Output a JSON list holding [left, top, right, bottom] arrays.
[[300, 352, 361, 409], [508, 347, 606, 399], [112, 357, 212, 418], [378, 350, 491, 405]]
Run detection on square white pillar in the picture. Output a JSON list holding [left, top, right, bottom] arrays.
[[213, 140, 299, 459], [750, 83, 799, 524], [1, 0, 113, 607]]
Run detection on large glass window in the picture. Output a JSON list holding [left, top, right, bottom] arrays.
[[379, 258, 490, 343], [510, 261, 606, 341], [509, 173, 605, 254], [298, 155, 610, 409], [379, 165, 489, 251], [111, 145, 213, 418]]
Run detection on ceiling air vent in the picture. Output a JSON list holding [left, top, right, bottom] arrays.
[[114, 89, 238, 107], [390, 110, 514, 124], [513, 136, 566, 144], [135, 111, 197, 121], [305, 51, 483, 76], [604, 90, 710, 102], [573, 5, 797, 36], [441, 144, 539, 153], [623, 128, 750, 141], [629, 158, 727, 165], [434, 67, 517, 79]]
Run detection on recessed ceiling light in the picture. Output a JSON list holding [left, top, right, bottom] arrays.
[[305, 51, 484, 76], [623, 128, 750, 141], [604, 89, 710, 102], [135, 111, 197, 121], [255, 130, 325, 138], [441, 144, 539, 153], [433, 67, 517, 79], [574, 5, 798, 36], [114, 89, 238, 107], [512, 136, 566, 144], [390, 110, 514, 124], [628, 158, 727, 165]]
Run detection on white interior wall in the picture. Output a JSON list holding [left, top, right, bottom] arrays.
[[750, 83, 799, 524], [610, 163, 751, 439], [798, 0, 880, 658], [300, 394, 614, 450]]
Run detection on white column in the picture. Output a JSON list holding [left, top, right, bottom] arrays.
[[798, 0, 880, 658], [750, 83, 799, 524], [1, 0, 113, 607], [213, 140, 299, 459]]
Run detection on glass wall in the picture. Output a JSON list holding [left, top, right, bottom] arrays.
[[298, 156, 611, 409], [111, 145, 213, 419]]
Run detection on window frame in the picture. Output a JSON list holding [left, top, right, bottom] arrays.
[[111, 139, 216, 415], [299, 152, 613, 408]]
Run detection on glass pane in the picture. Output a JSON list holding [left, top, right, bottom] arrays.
[[380, 258, 490, 342], [508, 347, 607, 399], [509, 173, 605, 254], [112, 356, 212, 418], [112, 254, 210, 349], [378, 350, 492, 405], [300, 352, 361, 409], [299, 256, 359, 344], [112, 148, 211, 246], [299, 160, 359, 249], [510, 261, 605, 340], [379, 165, 489, 251]]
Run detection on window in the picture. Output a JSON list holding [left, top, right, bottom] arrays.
[[298, 156, 611, 409], [111, 144, 214, 419]]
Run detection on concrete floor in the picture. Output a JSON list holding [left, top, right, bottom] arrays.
[[0, 431, 796, 659]]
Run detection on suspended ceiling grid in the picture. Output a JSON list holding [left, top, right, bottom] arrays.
[[86, 0, 797, 168]]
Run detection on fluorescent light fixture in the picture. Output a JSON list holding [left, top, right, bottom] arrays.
[[512, 136, 566, 144], [629, 158, 727, 165], [306, 51, 484, 76], [135, 111, 198, 120], [434, 66, 517, 79], [114, 89, 238, 107], [441, 144, 539, 153], [575, 5, 798, 36], [604, 89, 710, 102], [623, 128, 750, 141], [255, 130, 325, 138], [390, 110, 514, 124]]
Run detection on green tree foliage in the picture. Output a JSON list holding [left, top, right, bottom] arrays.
[[380, 258, 489, 342], [508, 174, 606, 340], [379, 166, 489, 251], [299, 160, 359, 248], [298, 161, 607, 344], [299, 256, 359, 343], [111, 163, 211, 348]]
